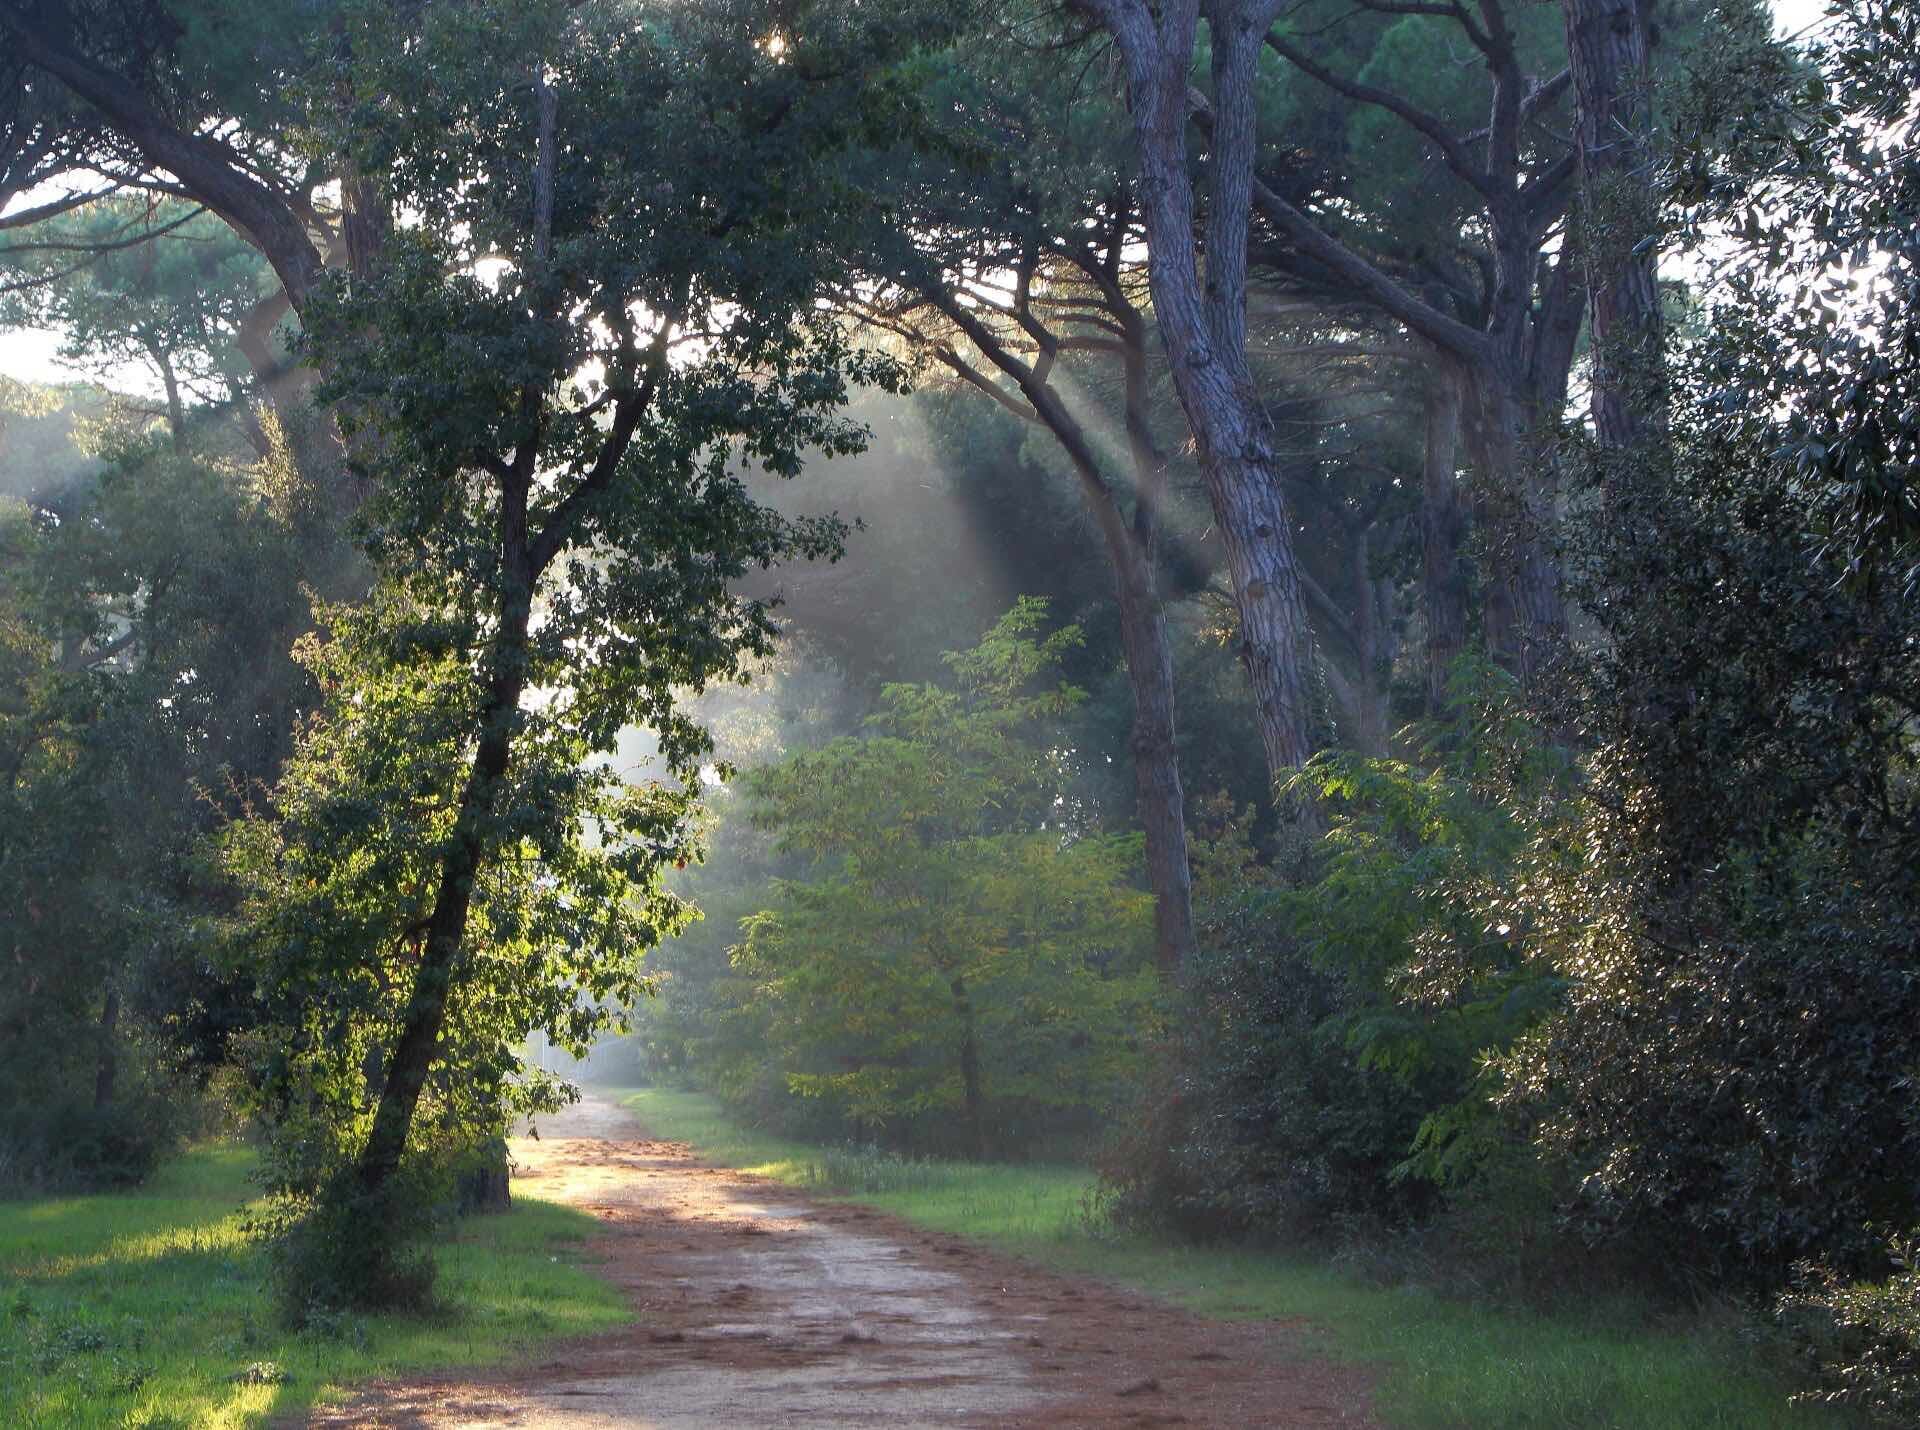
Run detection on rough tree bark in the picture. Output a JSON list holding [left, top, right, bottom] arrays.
[[1077, 0, 1318, 780], [1563, 0, 1666, 450]]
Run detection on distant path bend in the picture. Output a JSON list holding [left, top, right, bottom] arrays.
[[310, 1093, 1375, 1427]]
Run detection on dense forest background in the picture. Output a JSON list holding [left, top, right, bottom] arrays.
[[2, 0, 1917, 1417]]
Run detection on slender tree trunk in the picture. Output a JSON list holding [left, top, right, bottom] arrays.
[[92, 986, 119, 1111], [1344, 525, 1392, 755], [952, 977, 984, 1160], [145, 342, 186, 452], [1422, 364, 1470, 711], [353, 582, 532, 1201], [1112, 541, 1198, 973]]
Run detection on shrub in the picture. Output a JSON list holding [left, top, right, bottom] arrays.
[[257, 1169, 441, 1326], [1100, 809, 1445, 1241], [1778, 1249, 1920, 1424]]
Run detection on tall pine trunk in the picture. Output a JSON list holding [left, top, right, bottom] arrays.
[[1094, 0, 1319, 782], [1564, 0, 1666, 453]]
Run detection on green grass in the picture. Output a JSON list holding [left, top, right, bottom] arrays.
[[616, 1086, 1854, 1430], [0, 1142, 628, 1428]]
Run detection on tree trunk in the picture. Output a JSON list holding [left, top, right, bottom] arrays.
[[92, 986, 119, 1111], [145, 341, 187, 452], [1421, 364, 1470, 711], [1112, 542, 1198, 973], [925, 295, 1198, 973], [1091, 0, 1319, 782], [455, 1136, 512, 1214], [1563, 0, 1666, 452], [1346, 524, 1391, 755], [1465, 374, 1567, 680], [353, 584, 533, 1202], [952, 977, 985, 1160]]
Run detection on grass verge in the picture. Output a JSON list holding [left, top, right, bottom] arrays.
[[0, 1142, 626, 1429], [615, 1086, 1849, 1430]]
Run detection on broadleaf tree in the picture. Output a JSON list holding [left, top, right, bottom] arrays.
[[738, 601, 1158, 1157], [214, 0, 922, 1308]]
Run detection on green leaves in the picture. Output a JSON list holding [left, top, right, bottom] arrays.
[[204, 0, 929, 1238], [733, 602, 1155, 1146]]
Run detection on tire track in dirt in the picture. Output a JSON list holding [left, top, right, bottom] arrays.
[[309, 1095, 1376, 1427]]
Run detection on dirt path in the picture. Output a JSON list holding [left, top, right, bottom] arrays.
[[312, 1095, 1376, 1427]]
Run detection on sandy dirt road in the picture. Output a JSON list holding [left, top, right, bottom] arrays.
[[310, 1095, 1376, 1428]]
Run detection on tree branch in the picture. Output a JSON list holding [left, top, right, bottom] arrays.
[[1263, 29, 1496, 202], [1192, 92, 1490, 362]]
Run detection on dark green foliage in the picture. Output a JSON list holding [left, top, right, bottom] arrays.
[[1102, 661, 1577, 1243], [1102, 807, 1435, 1241], [0, 397, 324, 1193], [1481, 0, 1920, 1291]]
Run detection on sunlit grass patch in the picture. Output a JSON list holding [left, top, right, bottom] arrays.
[[0, 1142, 627, 1429], [616, 1086, 1854, 1430]]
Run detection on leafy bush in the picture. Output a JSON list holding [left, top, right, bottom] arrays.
[[1103, 673, 1582, 1256], [255, 1171, 441, 1326], [0, 1084, 190, 1198], [1102, 805, 1445, 1241], [1477, 0, 1920, 1295], [1778, 1250, 1920, 1424]]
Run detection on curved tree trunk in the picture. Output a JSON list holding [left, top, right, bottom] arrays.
[[353, 579, 533, 1202], [922, 295, 1199, 973]]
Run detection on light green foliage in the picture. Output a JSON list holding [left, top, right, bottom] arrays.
[[0, 200, 273, 425], [0, 1144, 625, 1429], [736, 600, 1157, 1151], [218, 587, 699, 1188]]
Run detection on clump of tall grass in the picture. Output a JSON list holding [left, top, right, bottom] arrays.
[[795, 1144, 963, 1195]]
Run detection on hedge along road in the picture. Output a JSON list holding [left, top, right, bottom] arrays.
[[308, 1094, 1376, 1427]]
